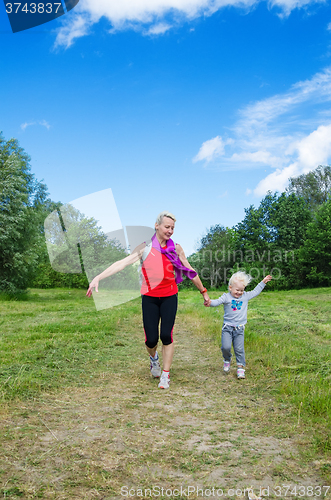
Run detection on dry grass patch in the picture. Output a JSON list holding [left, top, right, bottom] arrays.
[[1, 317, 329, 499]]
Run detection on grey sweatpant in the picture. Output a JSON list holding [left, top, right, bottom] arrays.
[[221, 324, 245, 366]]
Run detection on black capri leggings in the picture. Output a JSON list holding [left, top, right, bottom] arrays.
[[142, 294, 178, 348]]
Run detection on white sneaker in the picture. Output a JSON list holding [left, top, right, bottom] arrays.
[[158, 372, 170, 389], [237, 367, 245, 379], [223, 361, 231, 373], [150, 355, 161, 378]]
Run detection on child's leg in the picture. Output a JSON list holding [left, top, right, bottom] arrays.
[[232, 326, 245, 366], [221, 324, 233, 362]]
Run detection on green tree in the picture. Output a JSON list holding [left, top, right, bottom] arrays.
[[0, 134, 50, 293], [233, 192, 312, 289], [267, 193, 312, 288], [286, 165, 331, 211], [235, 195, 275, 250], [186, 225, 236, 288], [298, 199, 331, 287], [35, 203, 137, 290], [233, 196, 274, 286], [268, 193, 312, 249]]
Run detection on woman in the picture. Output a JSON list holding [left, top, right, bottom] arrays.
[[86, 211, 210, 389]]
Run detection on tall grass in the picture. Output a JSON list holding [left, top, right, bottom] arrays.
[[0, 288, 142, 400], [1, 286, 330, 454], [179, 286, 331, 454]]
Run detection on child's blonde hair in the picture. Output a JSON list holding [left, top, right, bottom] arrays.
[[229, 271, 252, 288]]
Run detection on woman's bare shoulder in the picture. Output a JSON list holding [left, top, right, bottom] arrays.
[[175, 242, 184, 253], [131, 241, 147, 258]]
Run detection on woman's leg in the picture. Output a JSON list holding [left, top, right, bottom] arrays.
[[142, 295, 161, 353], [162, 343, 174, 372], [160, 294, 178, 371], [142, 295, 163, 378]]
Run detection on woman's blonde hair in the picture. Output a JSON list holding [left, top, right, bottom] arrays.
[[155, 211, 176, 225], [229, 271, 252, 288]]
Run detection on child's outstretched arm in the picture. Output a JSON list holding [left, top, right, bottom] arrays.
[[205, 295, 226, 307], [245, 276, 271, 300]]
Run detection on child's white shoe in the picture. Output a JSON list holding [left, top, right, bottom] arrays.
[[237, 367, 245, 379], [223, 361, 231, 373]]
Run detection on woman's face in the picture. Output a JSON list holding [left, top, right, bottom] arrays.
[[155, 216, 175, 242]]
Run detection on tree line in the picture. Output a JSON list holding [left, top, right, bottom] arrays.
[[0, 134, 132, 295], [185, 165, 331, 290], [1, 133, 330, 294]]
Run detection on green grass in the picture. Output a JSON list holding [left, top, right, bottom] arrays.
[[1, 286, 331, 453], [1, 287, 331, 497], [0, 288, 143, 400], [179, 286, 331, 454]]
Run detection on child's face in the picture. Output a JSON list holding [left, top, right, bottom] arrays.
[[229, 280, 245, 299]]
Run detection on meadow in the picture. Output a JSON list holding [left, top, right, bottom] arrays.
[[0, 287, 330, 498]]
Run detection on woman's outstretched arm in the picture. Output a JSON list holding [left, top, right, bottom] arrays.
[[86, 242, 145, 297]]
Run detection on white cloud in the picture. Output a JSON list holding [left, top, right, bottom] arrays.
[[54, 0, 323, 48], [252, 124, 331, 194], [20, 120, 51, 131], [193, 66, 331, 195], [146, 23, 172, 35], [236, 67, 331, 135], [253, 163, 299, 195], [229, 150, 281, 167], [21, 122, 36, 131], [54, 14, 94, 49], [269, 0, 323, 17], [193, 136, 232, 163], [39, 119, 51, 130], [218, 190, 228, 198], [292, 124, 331, 169]]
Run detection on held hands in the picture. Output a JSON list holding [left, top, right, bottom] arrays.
[[262, 275, 272, 284], [86, 276, 100, 297], [203, 293, 211, 307]]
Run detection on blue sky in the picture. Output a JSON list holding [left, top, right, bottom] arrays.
[[1, 0, 331, 255]]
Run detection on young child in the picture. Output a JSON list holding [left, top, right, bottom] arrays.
[[205, 271, 272, 379]]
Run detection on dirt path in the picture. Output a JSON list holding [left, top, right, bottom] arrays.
[[1, 317, 329, 499]]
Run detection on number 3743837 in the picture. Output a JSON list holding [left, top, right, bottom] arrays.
[[5, 3, 62, 14]]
